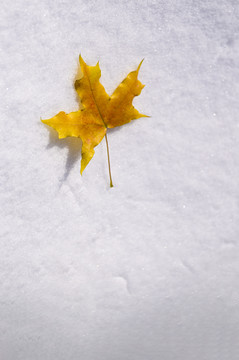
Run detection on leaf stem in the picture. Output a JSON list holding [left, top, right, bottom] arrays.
[[105, 132, 113, 187]]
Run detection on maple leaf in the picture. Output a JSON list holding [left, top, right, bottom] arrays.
[[42, 55, 148, 187]]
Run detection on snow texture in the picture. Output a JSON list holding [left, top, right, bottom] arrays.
[[1, 0, 239, 359]]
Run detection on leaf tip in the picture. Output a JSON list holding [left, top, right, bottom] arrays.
[[80, 159, 87, 175], [136, 58, 144, 73], [41, 118, 47, 124], [79, 54, 86, 70]]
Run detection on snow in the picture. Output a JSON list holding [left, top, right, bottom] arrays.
[[1, 0, 239, 359]]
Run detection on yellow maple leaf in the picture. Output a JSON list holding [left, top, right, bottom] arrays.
[[42, 55, 148, 187]]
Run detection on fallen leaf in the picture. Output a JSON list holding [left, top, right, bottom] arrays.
[[42, 55, 148, 187]]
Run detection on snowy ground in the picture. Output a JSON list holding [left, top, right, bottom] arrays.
[[1, 0, 239, 359]]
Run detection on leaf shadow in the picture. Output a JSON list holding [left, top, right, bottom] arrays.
[[46, 127, 82, 185], [107, 120, 135, 135], [107, 127, 121, 135]]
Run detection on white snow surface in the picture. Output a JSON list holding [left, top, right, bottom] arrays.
[[1, 0, 239, 359]]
